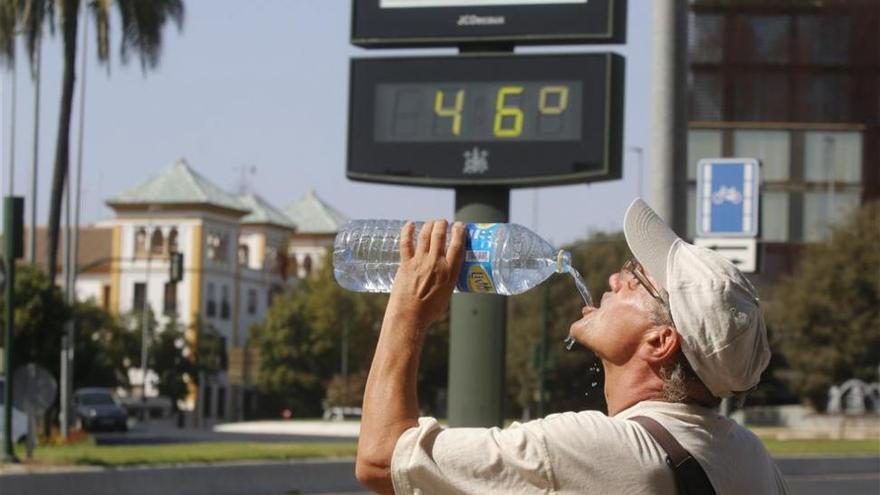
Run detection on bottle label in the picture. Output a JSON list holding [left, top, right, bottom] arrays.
[[457, 223, 498, 293]]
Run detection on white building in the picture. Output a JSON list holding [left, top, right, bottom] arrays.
[[40, 159, 347, 422], [284, 188, 349, 278]]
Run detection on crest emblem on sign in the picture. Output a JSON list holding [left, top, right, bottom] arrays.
[[463, 147, 489, 175]]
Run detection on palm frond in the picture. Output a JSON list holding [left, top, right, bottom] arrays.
[[21, 0, 51, 75], [91, 0, 109, 62], [114, 0, 183, 70], [0, 0, 18, 65]]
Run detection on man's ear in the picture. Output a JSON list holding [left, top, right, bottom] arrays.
[[640, 325, 679, 365]]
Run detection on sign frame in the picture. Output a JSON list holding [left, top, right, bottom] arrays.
[[351, 0, 626, 47], [695, 158, 761, 238], [693, 238, 758, 273], [346, 53, 625, 188]]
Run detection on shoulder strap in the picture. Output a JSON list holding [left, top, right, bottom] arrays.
[[630, 415, 717, 495]]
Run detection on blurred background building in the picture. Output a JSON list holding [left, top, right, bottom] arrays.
[[685, 0, 879, 284], [26, 159, 347, 423]]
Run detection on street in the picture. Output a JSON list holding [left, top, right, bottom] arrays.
[[90, 418, 357, 446]]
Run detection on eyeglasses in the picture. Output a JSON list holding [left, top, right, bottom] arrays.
[[622, 259, 668, 309]]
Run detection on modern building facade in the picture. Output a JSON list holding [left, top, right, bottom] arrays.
[[686, 0, 879, 283]]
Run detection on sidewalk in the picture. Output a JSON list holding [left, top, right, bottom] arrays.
[[213, 420, 360, 438], [1, 458, 363, 495]]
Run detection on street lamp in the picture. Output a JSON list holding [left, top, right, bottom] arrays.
[[627, 146, 645, 199], [139, 206, 160, 421]]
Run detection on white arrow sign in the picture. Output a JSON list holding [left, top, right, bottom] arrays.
[[694, 237, 758, 273]]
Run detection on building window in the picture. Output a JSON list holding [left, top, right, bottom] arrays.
[[133, 282, 147, 312], [247, 289, 257, 315], [688, 72, 723, 121], [238, 244, 249, 266], [803, 131, 862, 184], [168, 228, 179, 253], [761, 191, 790, 242], [303, 255, 313, 277], [207, 232, 227, 262], [803, 191, 860, 243], [734, 15, 791, 64], [733, 130, 790, 182], [688, 13, 723, 64], [687, 129, 723, 180], [799, 75, 854, 122], [134, 228, 147, 258], [220, 286, 231, 320], [164, 282, 178, 316], [733, 73, 789, 121], [150, 229, 165, 256], [796, 14, 849, 65], [206, 283, 216, 318]]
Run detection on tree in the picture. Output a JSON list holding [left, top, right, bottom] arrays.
[[0, 0, 184, 285], [767, 201, 880, 409], [250, 249, 388, 418], [2, 265, 134, 429], [73, 300, 138, 389], [150, 316, 194, 409], [3, 264, 69, 380], [506, 232, 631, 418]]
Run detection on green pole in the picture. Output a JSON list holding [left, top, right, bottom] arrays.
[[448, 187, 509, 427], [3, 196, 23, 463], [537, 284, 548, 418]]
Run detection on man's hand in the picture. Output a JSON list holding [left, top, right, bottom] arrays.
[[356, 219, 466, 494], [386, 220, 467, 330]]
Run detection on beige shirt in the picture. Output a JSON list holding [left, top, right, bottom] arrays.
[[391, 400, 789, 494]]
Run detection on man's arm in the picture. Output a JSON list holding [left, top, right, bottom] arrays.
[[356, 220, 465, 494]]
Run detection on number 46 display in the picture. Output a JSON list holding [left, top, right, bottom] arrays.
[[435, 85, 571, 138]]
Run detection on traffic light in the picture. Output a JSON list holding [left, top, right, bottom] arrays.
[[169, 251, 184, 283]]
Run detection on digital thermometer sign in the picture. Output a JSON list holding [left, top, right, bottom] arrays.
[[347, 53, 624, 187], [352, 0, 625, 47], [374, 81, 583, 143]]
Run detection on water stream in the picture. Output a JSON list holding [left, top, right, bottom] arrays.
[[562, 266, 593, 351]]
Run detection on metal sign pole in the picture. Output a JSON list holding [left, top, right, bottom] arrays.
[[448, 187, 509, 427], [3, 196, 23, 463]]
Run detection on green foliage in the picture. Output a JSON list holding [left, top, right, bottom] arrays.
[[193, 317, 226, 377], [0, 0, 185, 289], [123, 310, 203, 408], [506, 232, 631, 417], [250, 250, 388, 417], [16, 439, 359, 467], [151, 317, 194, 408], [2, 265, 135, 431], [0, 0, 185, 71], [73, 300, 138, 389], [4, 264, 69, 379], [323, 371, 367, 409], [767, 202, 880, 409]]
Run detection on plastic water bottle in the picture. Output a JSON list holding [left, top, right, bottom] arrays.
[[333, 220, 572, 295]]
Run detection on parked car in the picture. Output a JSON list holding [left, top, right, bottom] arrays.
[[73, 388, 128, 432], [0, 377, 28, 444]]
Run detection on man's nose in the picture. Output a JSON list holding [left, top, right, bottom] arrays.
[[609, 272, 621, 292]]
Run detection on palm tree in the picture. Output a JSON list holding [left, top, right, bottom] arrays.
[[0, 0, 183, 284]]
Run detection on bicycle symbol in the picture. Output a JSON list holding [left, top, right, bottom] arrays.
[[711, 186, 743, 205]]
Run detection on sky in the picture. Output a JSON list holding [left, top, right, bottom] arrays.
[[0, 0, 654, 247]]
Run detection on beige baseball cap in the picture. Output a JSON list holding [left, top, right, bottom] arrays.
[[623, 198, 771, 398]]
